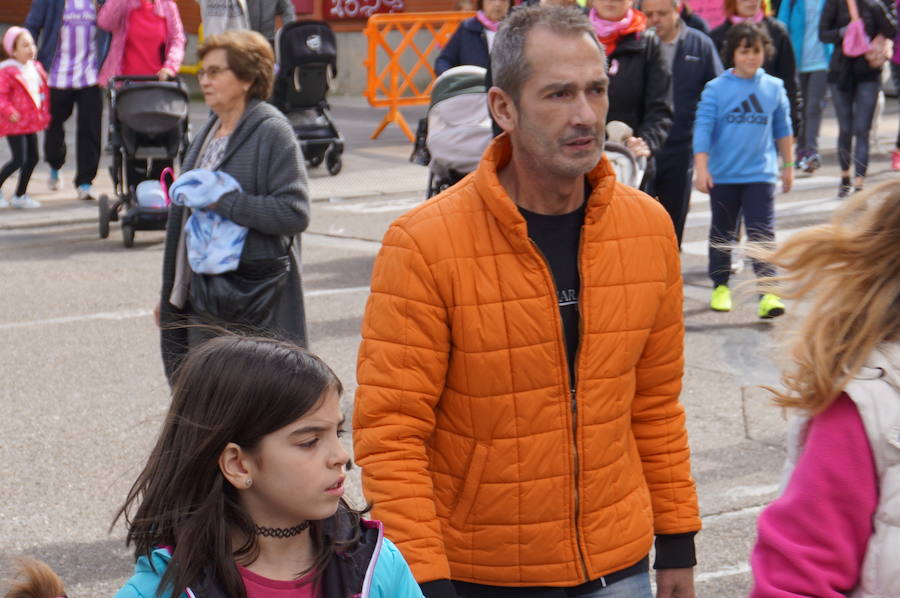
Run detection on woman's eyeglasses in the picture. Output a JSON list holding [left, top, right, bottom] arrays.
[[197, 66, 231, 79]]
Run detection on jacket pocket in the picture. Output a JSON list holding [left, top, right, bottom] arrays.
[[449, 441, 490, 529]]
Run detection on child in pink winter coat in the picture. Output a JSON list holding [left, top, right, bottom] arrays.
[[0, 27, 50, 209], [749, 180, 900, 597]]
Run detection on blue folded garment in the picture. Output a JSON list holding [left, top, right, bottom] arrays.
[[169, 169, 248, 275]]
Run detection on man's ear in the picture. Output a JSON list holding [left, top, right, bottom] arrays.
[[488, 86, 517, 134], [219, 442, 254, 491]]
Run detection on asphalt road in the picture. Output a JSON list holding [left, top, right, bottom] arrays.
[[1, 96, 898, 596]]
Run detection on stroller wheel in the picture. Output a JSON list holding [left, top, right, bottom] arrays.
[[122, 224, 135, 248], [326, 149, 342, 176], [308, 152, 324, 167], [98, 194, 111, 239]]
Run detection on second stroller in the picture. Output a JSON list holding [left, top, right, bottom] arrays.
[[413, 65, 493, 198], [273, 20, 344, 176]]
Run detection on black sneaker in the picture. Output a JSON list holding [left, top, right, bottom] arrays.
[[838, 178, 852, 199]]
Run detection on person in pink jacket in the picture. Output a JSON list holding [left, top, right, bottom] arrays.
[[97, 0, 185, 86], [0, 27, 50, 209], [749, 180, 900, 597]]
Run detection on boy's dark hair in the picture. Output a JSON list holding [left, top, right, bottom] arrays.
[[721, 21, 775, 68], [113, 335, 359, 598]]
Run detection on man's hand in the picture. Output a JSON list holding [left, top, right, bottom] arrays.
[[158, 67, 176, 80], [625, 136, 651, 158], [8, 110, 20, 123], [656, 567, 695, 598], [781, 164, 794, 193]]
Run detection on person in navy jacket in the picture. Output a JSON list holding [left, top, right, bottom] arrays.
[[435, 0, 512, 75], [644, 0, 722, 246]]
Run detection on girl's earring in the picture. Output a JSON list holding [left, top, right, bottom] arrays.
[[245, 478, 253, 488]]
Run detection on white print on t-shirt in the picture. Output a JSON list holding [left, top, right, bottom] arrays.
[[558, 288, 578, 307]]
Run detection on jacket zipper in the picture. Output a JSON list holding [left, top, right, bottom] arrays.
[[528, 237, 590, 582]]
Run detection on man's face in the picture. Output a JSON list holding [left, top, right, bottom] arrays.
[[643, 0, 680, 42], [507, 28, 609, 180]]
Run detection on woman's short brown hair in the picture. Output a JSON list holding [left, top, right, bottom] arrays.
[[197, 30, 275, 100]]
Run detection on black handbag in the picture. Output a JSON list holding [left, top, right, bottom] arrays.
[[189, 253, 291, 329]]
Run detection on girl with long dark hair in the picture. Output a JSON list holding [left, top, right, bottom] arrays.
[[3, 336, 423, 598]]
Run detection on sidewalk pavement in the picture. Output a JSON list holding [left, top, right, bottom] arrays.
[[1, 94, 897, 231]]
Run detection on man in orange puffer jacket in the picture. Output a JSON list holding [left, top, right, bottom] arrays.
[[354, 6, 701, 598]]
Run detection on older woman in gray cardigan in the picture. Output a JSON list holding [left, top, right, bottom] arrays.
[[158, 29, 309, 381]]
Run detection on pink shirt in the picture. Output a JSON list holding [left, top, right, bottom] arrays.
[[238, 566, 320, 598], [121, 0, 166, 76], [749, 393, 878, 597]]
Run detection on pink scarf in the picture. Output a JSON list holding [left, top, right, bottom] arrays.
[[729, 10, 765, 24], [476, 10, 500, 32], [589, 8, 635, 39]]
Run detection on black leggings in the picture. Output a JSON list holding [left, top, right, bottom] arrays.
[[0, 133, 39, 197]]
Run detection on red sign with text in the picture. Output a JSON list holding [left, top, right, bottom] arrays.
[[326, 0, 404, 19]]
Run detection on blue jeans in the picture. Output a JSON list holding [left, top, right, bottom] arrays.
[[579, 572, 653, 598], [829, 80, 881, 176], [797, 70, 828, 156], [892, 62, 900, 149]]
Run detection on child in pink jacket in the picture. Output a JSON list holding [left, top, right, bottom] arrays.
[[749, 180, 900, 597], [0, 27, 50, 209]]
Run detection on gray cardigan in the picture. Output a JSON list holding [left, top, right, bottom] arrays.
[[160, 99, 310, 380]]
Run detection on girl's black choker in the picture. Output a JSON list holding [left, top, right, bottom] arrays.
[[254, 521, 311, 538]]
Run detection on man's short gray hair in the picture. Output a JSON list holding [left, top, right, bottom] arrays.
[[491, 5, 604, 103]]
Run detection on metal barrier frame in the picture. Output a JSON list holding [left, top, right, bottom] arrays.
[[364, 11, 474, 141]]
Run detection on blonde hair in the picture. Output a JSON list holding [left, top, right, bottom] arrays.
[[759, 180, 900, 414]]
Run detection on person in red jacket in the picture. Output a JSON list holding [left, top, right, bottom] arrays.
[[0, 27, 50, 209]]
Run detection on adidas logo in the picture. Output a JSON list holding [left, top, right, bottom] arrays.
[[726, 93, 769, 124]]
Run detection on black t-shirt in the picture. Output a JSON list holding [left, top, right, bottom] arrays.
[[518, 193, 587, 388]]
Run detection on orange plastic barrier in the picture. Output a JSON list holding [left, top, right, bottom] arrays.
[[363, 11, 475, 142]]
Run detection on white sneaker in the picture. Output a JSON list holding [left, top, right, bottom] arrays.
[[11, 195, 41, 209], [77, 184, 94, 201], [48, 169, 61, 191]]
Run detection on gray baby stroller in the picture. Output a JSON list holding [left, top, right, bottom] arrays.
[[411, 65, 493, 198], [99, 76, 190, 247], [273, 20, 344, 175]]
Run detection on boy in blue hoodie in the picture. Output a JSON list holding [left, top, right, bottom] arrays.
[[693, 21, 794, 319]]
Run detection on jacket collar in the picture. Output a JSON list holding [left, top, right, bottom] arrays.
[[192, 98, 271, 168], [472, 133, 617, 246]]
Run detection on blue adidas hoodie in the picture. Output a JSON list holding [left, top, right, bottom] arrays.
[[693, 68, 792, 184]]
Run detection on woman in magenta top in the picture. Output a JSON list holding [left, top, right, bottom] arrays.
[[97, 0, 185, 85]]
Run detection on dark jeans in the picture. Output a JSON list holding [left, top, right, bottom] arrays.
[[708, 182, 776, 287], [797, 70, 828, 156], [0, 133, 39, 197], [654, 141, 693, 247], [44, 85, 102, 187], [892, 62, 900, 149], [829, 80, 880, 177]]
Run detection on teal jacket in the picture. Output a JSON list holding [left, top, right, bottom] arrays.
[[114, 520, 423, 598], [776, 0, 834, 70]]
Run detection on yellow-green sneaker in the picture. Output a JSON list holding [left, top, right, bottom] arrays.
[[710, 285, 732, 312], [758, 293, 785, 319]]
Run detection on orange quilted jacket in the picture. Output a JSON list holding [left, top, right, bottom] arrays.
[[354, 135, 701, 586]]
